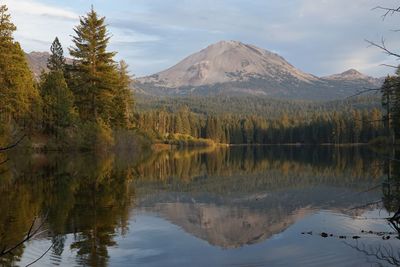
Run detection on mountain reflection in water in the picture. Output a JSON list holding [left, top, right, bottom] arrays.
[[0, 146, 398, 266]]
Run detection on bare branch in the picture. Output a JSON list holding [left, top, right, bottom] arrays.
[[380, 64, 398, 68], [25, 244, 53, 267], [0, 213, 48, 258], [0, 135, 26, 152], [0, 218, 37, 257], [345, 242, 400, 266], [373, 6, 400, 20], [366, 39, 400, 59]]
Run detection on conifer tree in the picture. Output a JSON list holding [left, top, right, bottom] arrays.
[[381, 76, 397, 139], [40, 38, 76, 138], [40, 71, 75, 137], [47, 37, 66, 72], [0, 5, 38, 128], [111, 61, 134, 128], [69, 7, 117, 122], [0, 5, 16, 42]]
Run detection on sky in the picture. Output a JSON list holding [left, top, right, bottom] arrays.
[[4, 0, 400, 78]]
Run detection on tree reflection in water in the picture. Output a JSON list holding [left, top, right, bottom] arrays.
[[0, 152, 136, 267], [0, 146, 399, 266], [340, 150, 400, 266]]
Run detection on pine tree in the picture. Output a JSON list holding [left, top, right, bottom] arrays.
[[0, 5, 39, 129], [40, 71, 76, 136], [111, 61, 134, 128], [68, 7, 117, 122], [0, 5, 16, 42], [39, 38, 76, 138], [47, 37, 66, 72], [381, 76, 397, 140]]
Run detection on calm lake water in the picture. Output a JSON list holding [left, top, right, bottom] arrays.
[[1, 146, 399, 266]]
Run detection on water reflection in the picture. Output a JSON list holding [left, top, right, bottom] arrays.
[[0, 146, 398, 266], [0, 153, 135, 266]]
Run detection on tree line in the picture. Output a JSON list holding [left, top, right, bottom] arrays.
[[136, 106, 384, 145], [380, 75, 400, 143], [0, 5, 134, 150]]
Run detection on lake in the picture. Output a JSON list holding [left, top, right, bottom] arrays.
[[0, 146, 399, 266]]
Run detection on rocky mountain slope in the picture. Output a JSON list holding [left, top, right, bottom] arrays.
[[140, 40, 318, 87], [137, 41, 383, 100], [25, 51, 50, 79], [25, 51, 73, 79]]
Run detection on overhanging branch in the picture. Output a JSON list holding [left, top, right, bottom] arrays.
[[0, 134, 26, 152]]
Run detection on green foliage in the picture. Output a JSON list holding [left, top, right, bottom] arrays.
[[47, 37, 66, 72], [136, 95, 381, 118], [0, 5, 39, 140], [79, 119, 114, 151], [0, 5, 16, 42], [136, 107, 385, 145], [111, 61, 134, 129], [0, 3, 391, 150], [68, 7, 117, 123], [0, 5, 138, 151], [40, 70, 76, 136]]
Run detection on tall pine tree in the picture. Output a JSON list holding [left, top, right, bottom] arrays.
[[40, 38, 75, 138], [68, 7, 117, 123]]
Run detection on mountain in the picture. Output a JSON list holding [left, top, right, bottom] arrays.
[[140, 40, 318, 87], [25, 41, 383, 100], [25, 51, 50, 79], [25, 51, 73, 79], [137, 41, 383, 100], [324, 69, 370, 81]]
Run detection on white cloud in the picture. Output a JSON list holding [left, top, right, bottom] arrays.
[[4, 0, 78, 20], [5, 0, 78, 52]]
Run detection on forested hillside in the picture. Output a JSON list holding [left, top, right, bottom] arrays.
[[136, 95, 380, 118], [135, 95, 384, 145]]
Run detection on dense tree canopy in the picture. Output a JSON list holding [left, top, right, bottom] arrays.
[[0, 5, 135, 150], [136, 106, 384, 145], [0, 5, 39, 141]]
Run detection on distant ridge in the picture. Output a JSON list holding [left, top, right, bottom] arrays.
[[136, 41, 383, 100], [25, 51, 73, 79], [140, 40, 318, 87], [25, 51, 50, 79], [25, 41, 383, 100]]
